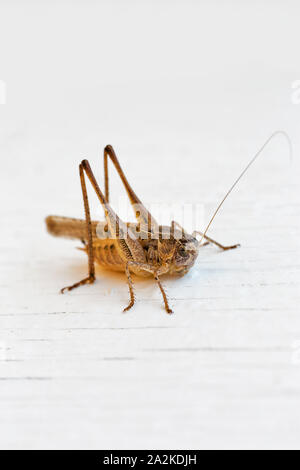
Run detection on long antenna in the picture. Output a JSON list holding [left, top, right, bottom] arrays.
[[200, 131, 292, 244]]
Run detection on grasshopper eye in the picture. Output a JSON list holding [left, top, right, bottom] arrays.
[[178, 247, 186, 256]]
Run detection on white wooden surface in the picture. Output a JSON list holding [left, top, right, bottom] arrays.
[[1, 1, 300, 450]]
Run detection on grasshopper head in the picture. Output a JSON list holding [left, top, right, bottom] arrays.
[[171, 234, 199, 275], [158, 228, 199, 275]]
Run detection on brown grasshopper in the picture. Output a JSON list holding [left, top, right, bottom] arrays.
[[46, 132, 290, 314]]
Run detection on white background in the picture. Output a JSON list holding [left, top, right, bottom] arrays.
[[0, 0, 300, 449]]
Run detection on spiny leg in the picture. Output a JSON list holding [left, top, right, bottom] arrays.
[[124, 262, 135, 312], [104, 145, 159, 236], [77, 159, 171, 313], [61, 164, 96, 293], [81, 159, 147, 265], [171, 220, 208, 246], [154, 273, 173, 314], [192, 230, 240, 251], [126, 261, 173, 314], [171, 221, 238, 251], [61, 276, 95, 293]]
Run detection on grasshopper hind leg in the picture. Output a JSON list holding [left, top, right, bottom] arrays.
[[61, 163, 96, 295], [61, 275, 95, 294]]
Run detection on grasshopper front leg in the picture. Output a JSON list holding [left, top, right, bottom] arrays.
[[125, 261, 173, 314], [171, 220, 239, 251], [192, 230, 240, 251]]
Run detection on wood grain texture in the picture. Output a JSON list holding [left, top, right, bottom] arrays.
[[1, 141, 299, 449], [1, 1, 300, 450]]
